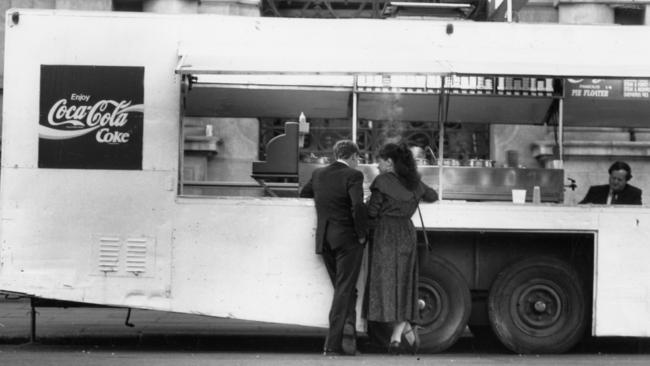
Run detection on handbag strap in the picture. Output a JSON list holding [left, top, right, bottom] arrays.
[[414, 192, 431, 251]]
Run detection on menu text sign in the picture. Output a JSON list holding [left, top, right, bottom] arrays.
[[566, 78, 650, 100]]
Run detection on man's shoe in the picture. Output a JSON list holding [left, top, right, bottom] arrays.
[[322, 349, 342, 356], [341, 334, 356, 355], [341, 324, 357, 355], [401, 326, 420, 355], [388, 341, 401, 355]]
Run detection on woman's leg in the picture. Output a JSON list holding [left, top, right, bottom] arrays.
[[390, 321, 407, 343], [402, 322, 416, 344]]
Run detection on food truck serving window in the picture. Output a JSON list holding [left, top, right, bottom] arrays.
[[176, 72, 561, 200], [178, 73, 356, 197], [178, 69, 650, 202]]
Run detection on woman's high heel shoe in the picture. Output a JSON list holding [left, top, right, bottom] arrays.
[[388, 340, 401, 355], [401, 326, 421, 355]]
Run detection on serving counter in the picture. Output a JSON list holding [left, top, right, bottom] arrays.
[[299, 163, 564, 203]]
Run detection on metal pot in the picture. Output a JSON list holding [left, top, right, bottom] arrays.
[[441, 158, 460, 166], [469, 159, 495, 167], [482, 159, 495, 167], [415, 158, 430, 166]]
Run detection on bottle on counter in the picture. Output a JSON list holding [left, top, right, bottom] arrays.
[[532, 186, 541, 204]]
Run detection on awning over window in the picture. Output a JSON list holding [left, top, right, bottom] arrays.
[[182, 75, 556, 123], [184, 82, 353, 119], [175, 19, 650, 78], [176, 18, 650, 126]]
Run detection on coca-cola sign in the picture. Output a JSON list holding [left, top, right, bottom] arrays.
[[39, 65, 144, 169]]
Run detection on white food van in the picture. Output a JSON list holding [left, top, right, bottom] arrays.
[[2, 9, 650, 354]]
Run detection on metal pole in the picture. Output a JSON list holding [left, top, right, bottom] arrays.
[[178, 74, 188, 196], [558, 98, 564, 162], [352, 76, 358, 143], [437, 83, 447, 200], [507, 0, 513, 22], [30, 297, 36, 343]]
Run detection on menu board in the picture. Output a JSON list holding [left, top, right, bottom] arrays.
[[565, 78, 650, 100]]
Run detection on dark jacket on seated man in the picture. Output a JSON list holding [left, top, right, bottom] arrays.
[[579, 184, 642, 205], [579, 161, 642, 205]]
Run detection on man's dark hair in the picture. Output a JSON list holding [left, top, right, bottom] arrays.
[[609, 161, 632, 181], [333, 140, 359, 160]]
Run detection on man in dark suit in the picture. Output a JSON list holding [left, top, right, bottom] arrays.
[[300, 140, 368, 356], [580, 161, 642, 205]]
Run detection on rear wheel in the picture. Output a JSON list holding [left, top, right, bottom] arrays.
[[417, 256, 471, 353], [488, 256, 586, 354]]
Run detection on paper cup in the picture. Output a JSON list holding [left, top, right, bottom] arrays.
[[512, 189, 526, 204]]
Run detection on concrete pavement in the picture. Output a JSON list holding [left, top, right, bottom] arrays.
[[0, 296, 325, 344], [3, 295, 650, 356]]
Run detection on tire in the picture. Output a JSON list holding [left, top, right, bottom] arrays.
[[487, 256, 586, 354], [417, 255, 472, 353]]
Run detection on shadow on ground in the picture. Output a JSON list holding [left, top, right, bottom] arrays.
[[4, 334, 650, 355]]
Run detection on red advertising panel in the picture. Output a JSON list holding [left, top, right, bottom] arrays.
[[38, 65, 144, 170]]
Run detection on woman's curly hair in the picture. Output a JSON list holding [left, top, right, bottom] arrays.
[[378, 143, 420, 191]]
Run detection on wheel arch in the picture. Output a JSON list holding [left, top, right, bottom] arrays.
[[418, 229, 595, 352]]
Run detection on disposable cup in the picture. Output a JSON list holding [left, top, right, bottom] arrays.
[[512, 189, 526, 204]]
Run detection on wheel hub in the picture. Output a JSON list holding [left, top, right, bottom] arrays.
[[534, 300, 547, 313], [420, 286, 443, 321], [512, 282, 564, 335], [418, 280, 447, 330]]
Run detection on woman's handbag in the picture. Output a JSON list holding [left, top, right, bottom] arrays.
[[416, 202, 430, 250]]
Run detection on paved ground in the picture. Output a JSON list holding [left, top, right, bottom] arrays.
[[0, 296, 325, 342], [3, 294, 650, 362], [2, 347, 650, 366]]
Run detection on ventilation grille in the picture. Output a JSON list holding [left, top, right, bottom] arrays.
[[126, 238, 148, 276], [98, 237, 120, 273], [94, 235, 154, 277]]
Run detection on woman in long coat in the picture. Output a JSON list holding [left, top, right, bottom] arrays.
[[366, 143, 438, 354]]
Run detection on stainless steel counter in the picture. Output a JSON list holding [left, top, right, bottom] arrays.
[[299, 163, 564, 203]]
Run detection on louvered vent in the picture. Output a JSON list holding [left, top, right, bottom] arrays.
[[94, 235, 153, 277], [125, 238, 148, 276], [98, 237, 120, 273]]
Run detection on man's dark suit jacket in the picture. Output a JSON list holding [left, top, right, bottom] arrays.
[[300, 162, 368, 254], [579, 184, 642, 205]]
